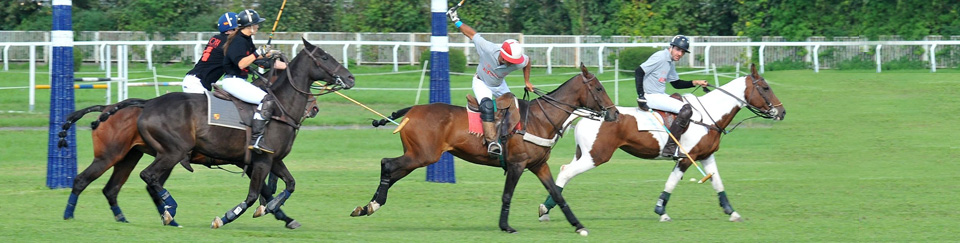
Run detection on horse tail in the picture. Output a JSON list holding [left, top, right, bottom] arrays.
[[57, 105, 108, 148], [93, 98, 147, 129], [371, 106, 412, 127]]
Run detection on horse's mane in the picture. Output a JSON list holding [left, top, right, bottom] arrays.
[[539, 73, 583, 99], [267, 49, 307, 91]]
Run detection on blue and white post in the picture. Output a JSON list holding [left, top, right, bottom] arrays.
[[426, 0, 455, 183], [47, 0, 76, 189]]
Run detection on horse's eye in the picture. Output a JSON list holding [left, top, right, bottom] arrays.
[[321, 55, 329, 60], [596, 86, 602, 92]]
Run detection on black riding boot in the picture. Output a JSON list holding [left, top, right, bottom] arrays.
[[661, 104, 693, 159], [249, 98, 275, 154]]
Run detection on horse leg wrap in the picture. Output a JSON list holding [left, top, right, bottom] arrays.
[[718, 191, 735, 215], [157, 189, 178, 218], [654, 191, 671, 216], [64, 193, 79, 220], [111, 205, 128, 223], [221, 202, 249, 225], [266, 190, 291, 213], [542, 186, 564, 211]]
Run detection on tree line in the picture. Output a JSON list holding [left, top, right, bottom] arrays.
[[3, 0, 959, 41]]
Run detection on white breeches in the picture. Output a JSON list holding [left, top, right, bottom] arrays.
[[472, 74, 511, 101], [181, 75, 205, 94], [219, 77, 266, 104], [645, 93, 684, 113]]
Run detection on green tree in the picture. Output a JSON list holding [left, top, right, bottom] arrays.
[[456, 0, 510, 33], [340, 0, 429, 32], [259, 0, 338, 32], [509, 0, 571, 35], [565, 0, 622, 36]]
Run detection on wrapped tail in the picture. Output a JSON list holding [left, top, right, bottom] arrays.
[[57, 98, 148, 148], [371, 107, 412, 127]]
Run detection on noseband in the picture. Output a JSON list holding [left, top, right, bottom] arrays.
[[303, 46, 347, 96]]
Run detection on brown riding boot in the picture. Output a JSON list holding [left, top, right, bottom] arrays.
[[661, 104, 693, 159], [482, 121, 501, 156]]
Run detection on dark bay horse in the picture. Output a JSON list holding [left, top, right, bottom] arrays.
[[133, 38, 353, 229], [538, 64, 785, 223], [59, 92, 319, 227], [351, 64, 618, 236]]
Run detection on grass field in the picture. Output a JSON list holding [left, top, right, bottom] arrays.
[[1, 63, 959, 241]]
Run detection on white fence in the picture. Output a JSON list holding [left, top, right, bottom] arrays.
[[3, 31, 960, 72]]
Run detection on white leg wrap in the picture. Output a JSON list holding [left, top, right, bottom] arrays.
[[700, 155, 725, 192], [663, 166, 684, 193], [555, 160, 596, 188]]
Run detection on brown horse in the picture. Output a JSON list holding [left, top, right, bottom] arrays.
[[350, 64, 618, 235], [538, 63, 785, 223], [59, 92, 318, 227]]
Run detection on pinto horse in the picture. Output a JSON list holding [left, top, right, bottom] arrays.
[[132, 38, 353, 229], [350, 64, 618, 235], [58, 92, 319, 227], [538, 64, 785, 223]]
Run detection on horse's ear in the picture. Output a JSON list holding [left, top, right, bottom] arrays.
[[750, 63, 758, 77], [579, 62, 588, 75], [302, 35, 314, 50]]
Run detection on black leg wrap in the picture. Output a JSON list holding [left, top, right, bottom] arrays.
[[558, 202, 583, 228], [266, 190, 291, 213], [654, 191, 671, 216], [718, 191, 735, 215], [221, 202, 248, 225]]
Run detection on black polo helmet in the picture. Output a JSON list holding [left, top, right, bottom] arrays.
[[669, 35, 690, 53], [237, 9, 267, 27]]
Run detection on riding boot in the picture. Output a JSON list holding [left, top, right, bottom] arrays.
[[661, 104, 693, 159], [249, 98, 275, 154], [482, 121, 501, 156], [479, 97, 500, 157]]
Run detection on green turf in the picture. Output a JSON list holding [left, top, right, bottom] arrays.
[[1, 64, 958, 241]]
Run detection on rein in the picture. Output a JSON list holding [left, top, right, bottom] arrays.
[[525, 74, 610, 138], [689, 77, 782, 135]]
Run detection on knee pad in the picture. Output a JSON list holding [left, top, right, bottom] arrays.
[[678, 104, 693, 121], [480, 98, 495, 122]]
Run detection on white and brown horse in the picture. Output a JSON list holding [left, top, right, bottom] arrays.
[[539, 64, 785, 222]]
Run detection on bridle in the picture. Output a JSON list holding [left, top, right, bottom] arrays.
[[265, 46, 349, 128], [527, 74, 615, 136], [693, 75, 783, 134]]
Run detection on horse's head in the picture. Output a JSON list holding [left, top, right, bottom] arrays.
[[576, 63, 619, 122], [744, 64, 785, 120], [300, 37, 355, 91]]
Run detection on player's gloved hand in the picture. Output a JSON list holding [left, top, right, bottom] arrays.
[[446, 8, 460, 23]]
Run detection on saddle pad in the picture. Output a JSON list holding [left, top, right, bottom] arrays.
[[465, 108, 522, 136], [618, 106, 667, 132], [206, 91, 245, 130], [467, 110, 482, 135]]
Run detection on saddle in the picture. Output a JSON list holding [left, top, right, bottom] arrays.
[[465, 93, 526, 142], [647, 93, 685, 125]]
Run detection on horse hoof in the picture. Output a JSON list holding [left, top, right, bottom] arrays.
[[350, 206, 365, 217], [253, 205, 266, 218], [659, 214, 672, 222], [211, 217, 223, 229], [501, 227, 517, 234], [729, 212, 743, 222], [286, 220, 301, 229], [162, 211, 174, 225], [576, 228, 589, 236], [538, 213, 550, 222]]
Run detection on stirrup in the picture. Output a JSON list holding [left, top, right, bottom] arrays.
[[248, 137, 275, 154], [487, 142, 502, 157], [662, 147, 687, 159]]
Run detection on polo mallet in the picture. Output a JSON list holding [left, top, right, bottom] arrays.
[[265, 0, 288, 48], [314, 82, 400, 126], [450, 0, 465, 12], [650, 111, 713, 184]]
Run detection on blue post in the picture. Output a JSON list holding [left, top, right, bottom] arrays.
[[426, 0, 455, 183], [47, 0, 76, 189]]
